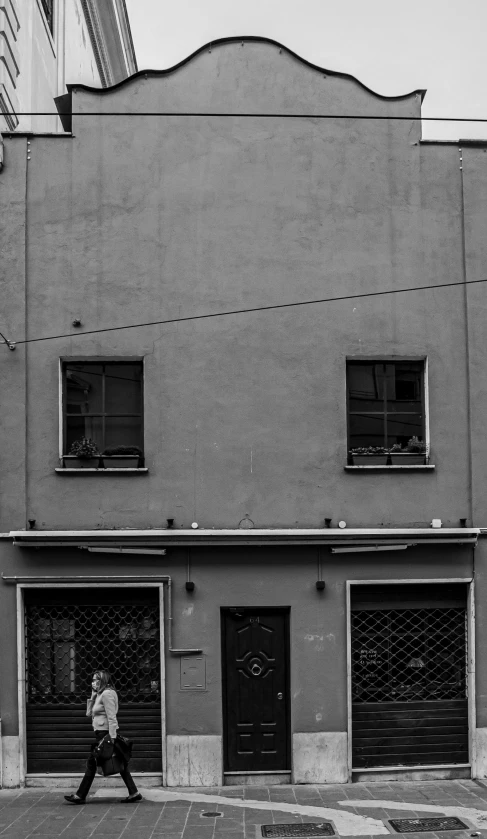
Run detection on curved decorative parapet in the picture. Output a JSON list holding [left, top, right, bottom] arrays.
[[56, 36, 425, 134], [65, 35, 425, 102]]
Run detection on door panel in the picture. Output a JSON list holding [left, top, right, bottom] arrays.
[[222, 609, 289, 772]]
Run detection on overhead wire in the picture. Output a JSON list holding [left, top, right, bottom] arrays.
[[3, 113, 486, 349], [6, 112, 487, 123], [2, 276, 487, 350]]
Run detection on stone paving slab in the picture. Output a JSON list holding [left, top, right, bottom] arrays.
[[0, 782, 487, 839]]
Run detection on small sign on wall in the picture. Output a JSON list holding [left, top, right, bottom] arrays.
[[180, 655, 206, 690]]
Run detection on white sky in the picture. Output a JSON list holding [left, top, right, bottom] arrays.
[[125, 0, 487, 141]]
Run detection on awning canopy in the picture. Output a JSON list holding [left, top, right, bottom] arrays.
[[9, 527, 480, 548]]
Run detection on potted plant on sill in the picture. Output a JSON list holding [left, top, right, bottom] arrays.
[[349, 446, 389, 466], [389, 436, 427, 465], [63, 437, 100, 468], [101, 445, 142, 468]]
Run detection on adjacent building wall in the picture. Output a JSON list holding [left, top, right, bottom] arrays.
[[0, 0, 136, 133], [2, 0, 100, 133]]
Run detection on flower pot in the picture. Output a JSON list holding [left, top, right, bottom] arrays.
[[352, 455, 388, 465], [63, 455, 100, 469], [101, 455, 140, 468], [390, 453, 426, 465]]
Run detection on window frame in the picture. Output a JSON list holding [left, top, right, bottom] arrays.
[[60, 357, 144, 460], [39, 0, 54, 34], [345, 356, 429, 460]]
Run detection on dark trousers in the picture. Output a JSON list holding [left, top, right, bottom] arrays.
[[76, 730, 138, 799]]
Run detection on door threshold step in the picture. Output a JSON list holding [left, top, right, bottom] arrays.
[[224, 772, 291, 786], [25, 773, 163, 788]]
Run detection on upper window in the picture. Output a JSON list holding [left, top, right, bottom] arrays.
[[347, 360, 425, 453], [63, 361, 143, 456], [40, 0, 54, 34]]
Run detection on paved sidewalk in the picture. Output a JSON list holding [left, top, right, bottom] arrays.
[[2, 781, 487, 839]]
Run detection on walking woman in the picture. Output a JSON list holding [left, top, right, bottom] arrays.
[[64, 670, 142, 804]]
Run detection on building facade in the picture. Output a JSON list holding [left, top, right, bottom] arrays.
[[1, 36, 487, 788], [0, 0, 137, 134]]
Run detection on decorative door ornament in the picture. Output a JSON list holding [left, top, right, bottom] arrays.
[[242, 651, 269, 678]]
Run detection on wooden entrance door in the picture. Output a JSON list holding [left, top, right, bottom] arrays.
[[222, 608, 290, 772]]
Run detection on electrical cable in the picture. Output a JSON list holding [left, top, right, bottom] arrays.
[[5, 112, 487, 123], [2, 276, 487, 349]]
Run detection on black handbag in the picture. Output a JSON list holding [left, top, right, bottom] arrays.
[[115, 734, 133, 764], [93, 734, 114, 762], [98, 752, 126, 777], [94, 733, 134, 776]]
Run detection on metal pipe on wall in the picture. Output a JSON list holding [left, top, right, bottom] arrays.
[[1, 573, 202, 655]]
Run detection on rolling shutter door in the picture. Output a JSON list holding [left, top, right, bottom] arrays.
[[351, 583, 469, 768], [25, 588, 162, 773]]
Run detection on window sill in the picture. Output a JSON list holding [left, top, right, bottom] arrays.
[[345, 465, 435, 472], [55, 468, 148, 475]]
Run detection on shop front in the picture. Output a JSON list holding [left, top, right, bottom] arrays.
[[24, 587, 162, 774], [0, 528, 479, 787], [349, 582, 471, 780]]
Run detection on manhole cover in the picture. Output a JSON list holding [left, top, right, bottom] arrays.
[[201, 812, 223, 818], [389, 818, 469, 833], [261, 824, 335, 837]]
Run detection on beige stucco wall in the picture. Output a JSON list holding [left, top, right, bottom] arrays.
[[0, 41, 474, 531]]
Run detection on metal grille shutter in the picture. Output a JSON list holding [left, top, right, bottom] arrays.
[[351, 583, 468, 769], [25, 588, 162, 774]]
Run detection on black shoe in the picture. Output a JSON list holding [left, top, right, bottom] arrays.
[[120, 793, 142, 803], [64, 794, 86, 804]]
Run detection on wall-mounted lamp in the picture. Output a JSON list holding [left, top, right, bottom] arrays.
[[316, 546, 325, 590], [186, 548, 195, 591]]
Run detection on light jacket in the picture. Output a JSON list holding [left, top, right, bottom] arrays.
[[86, 688, 119, 739]]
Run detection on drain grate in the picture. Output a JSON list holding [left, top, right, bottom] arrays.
[[201, 812, 223, 818], [389, 818, 469, 833], [261, 824, 335, 837]]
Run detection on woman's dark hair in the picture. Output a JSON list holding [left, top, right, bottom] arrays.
[[94, 670, 115, 693]]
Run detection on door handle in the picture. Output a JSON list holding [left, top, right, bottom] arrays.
[[277, 692, 283, 700]]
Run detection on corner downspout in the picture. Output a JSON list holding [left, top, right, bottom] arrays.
[[459, 145, 474, 528], [459, 146, 477, 776]]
